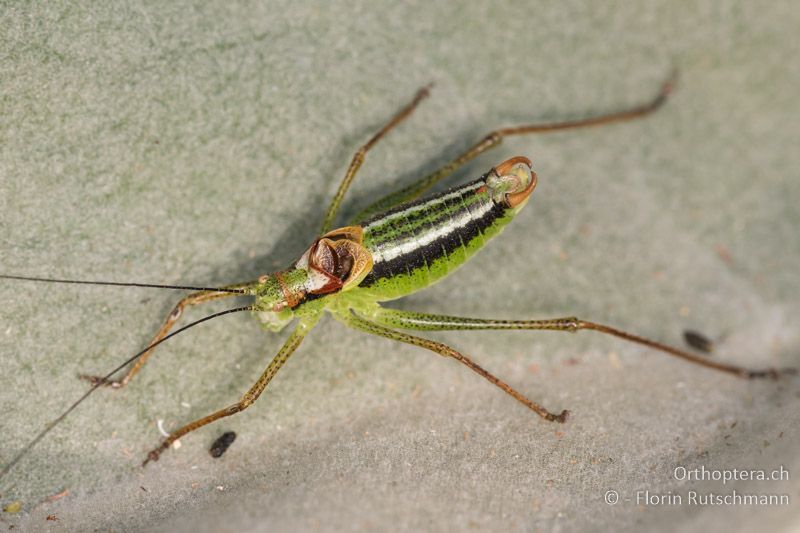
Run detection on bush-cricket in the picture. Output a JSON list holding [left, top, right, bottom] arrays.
[[1, 72, 795, 483]]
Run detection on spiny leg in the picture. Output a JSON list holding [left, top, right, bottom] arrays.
[[143, 317, 316, 465], [367, 308, 796, 379], [82, 280, 257, 388], [320, 84, 433, 234], [335, 310, 568, 423], [353, 72, 676, 222]]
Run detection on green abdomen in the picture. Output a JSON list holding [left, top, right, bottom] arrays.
[[353, 175, 516, 301]]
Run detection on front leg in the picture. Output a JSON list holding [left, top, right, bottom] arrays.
[[82, 280, 258, 388]]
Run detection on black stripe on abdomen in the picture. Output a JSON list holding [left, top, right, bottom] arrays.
[[360, 183, 505, 287]]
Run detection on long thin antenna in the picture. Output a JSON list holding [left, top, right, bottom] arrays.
[[0, 274, 249, 294], [0, 304, 255, 481]]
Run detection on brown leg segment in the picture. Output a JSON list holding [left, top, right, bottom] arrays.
[[578, 320, 795, 379], [335, 310, 569, 423], [354, 72, 676, 222], [368, 308, 797, 380], [143, 318, 314, 465], [82, 281, 257, 388], [320, 84, 433, 234]]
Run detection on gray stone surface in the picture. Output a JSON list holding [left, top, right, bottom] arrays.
[[1, 1, 798, 531]]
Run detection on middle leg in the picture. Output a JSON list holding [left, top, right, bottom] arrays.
[[320, 85, 433, 233], [334, 310, 569, 422]]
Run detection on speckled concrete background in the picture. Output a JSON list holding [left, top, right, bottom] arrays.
[[1, 1, 798, 531]]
